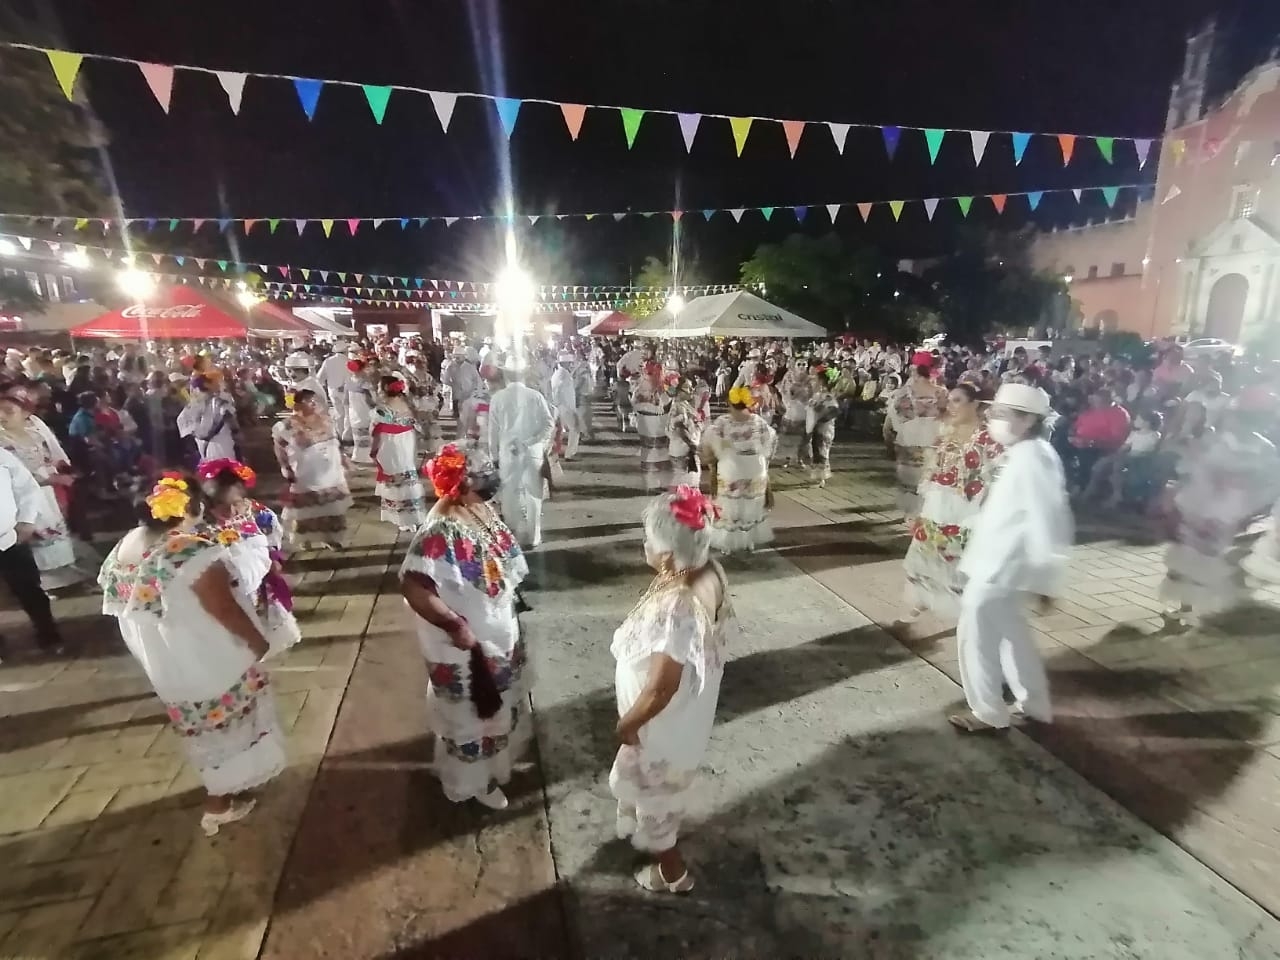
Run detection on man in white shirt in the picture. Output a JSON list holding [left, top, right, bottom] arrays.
[[951, 383, 1072, 733], [317, 345, 358, 442], [549, 351, 579, 460], [0, 446, 65, 658], [446, 349, 480, 419], [1185, 372, 1230, 429], [487, 369, 555, 549]]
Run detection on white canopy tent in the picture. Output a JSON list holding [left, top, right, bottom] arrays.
[[292, 307, 359, 338], [633, 290, 826, 338]]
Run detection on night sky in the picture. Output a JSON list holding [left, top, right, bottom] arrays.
[[6, 0, 1280, 288]]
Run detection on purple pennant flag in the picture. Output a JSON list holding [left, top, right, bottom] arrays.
[[881, 126, 902, 160], [793, 206, 807, 223]]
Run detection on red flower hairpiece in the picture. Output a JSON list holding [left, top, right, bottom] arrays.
[[347, 359, 363, 373], [423, 444, 467, 498], [668, 484, 719, 531], [386, 379, 406, 395], [196, 458, 257, 488]]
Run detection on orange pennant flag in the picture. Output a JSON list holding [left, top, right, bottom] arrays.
[[990, 194, 1008, 214], [857, 202, 873, 222], [1057, 134, 1076, 166], [561, 103, 587, 140], [781, 120, 805, 159]]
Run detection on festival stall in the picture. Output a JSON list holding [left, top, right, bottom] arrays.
[[633, 290, 826, 338], [69, 286, 312, 339], [578, 310, 635, 336]]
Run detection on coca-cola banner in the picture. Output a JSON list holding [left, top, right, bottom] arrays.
[[71, 287, 309, 340]]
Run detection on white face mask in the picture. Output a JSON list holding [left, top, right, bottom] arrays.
[[987, 418, 1019, 446]]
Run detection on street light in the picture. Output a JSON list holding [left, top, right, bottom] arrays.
[[117, 268, 155, 299], [1062, 273, 1074, 284], [236, 290, 262, 309], [668, 293, 686, 315], [0, 239, 15, 257], [494, 263, 535, 365]]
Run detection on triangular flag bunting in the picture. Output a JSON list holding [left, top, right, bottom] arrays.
[[217, 218, 231, 232], [924, 129, 945, 164], [728, 117, 753, 157], [677, 113, 701, 152], [16, 237, 31, 251], [1095, 136, 1115, 163], [671, 210, 684, 222], [276, 266, 288, 277], [417, 218, 427, 227], [970, 130, 990, 164], [321, 219, 334, 237], [137, 63, 175, 113], [702, 210, 715, 221], [760, 207, 774, 221], [400, 218, 409, 229], [1011, 132, 1031, 165], [792, 206, 807, 222], [192, 219, 206, 232], [293, 78, 324, 121], [294, 219, 307, 235], [1101, 186, 1120, 207], [494, 97, 522, 139], [428, 91, 458, 131], [175, 256, 184, 265], [881, 126, 902, 159], [857, 202, 873, 222], [826, 204, 840, 223], [301, 269, 311, 280], [444, 217, 458, 227], [956, 196, 973, 217], [1026, 191, 1044, 211], [1057, 134, 1076, 165], [620, 108, 645, 149], [827, 122, 850, 154], [168, 219, 179, 231], [347, 218, 360, 236], [150, 252, 164, 265], [889, 200, 905, 222], [729, 208, 745, 223], [923, 198, 939, 221], [362, 85, 392, 124], [1134, 138, 1154, 168], [216, 260, 228, 271], [781, 120, 805, 159], [1072, 188, 1083, 202], [44, 50, 83, 100], [612, 213, 626, 222], [243, 219, 257, 234], [561, 103, 587, 140], [268, 219, 279, 234], [990, 194, 1008, 214], [215, 71, 246, 113], [1162, 185, 1182, 204]]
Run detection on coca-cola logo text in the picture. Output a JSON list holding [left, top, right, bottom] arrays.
[[120, 304, 204, 319]]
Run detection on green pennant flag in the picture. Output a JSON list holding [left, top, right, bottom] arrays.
[[168, 219, 179, 232], [363, 85, 393, 124], [216, 260, 228, 271], [620, 108, 645, 149], [268, 219, 280, 234], [957, 196, 973, 217], [1095, 137, 1115, 163], [338, 272, 347, 282], [44, 50, 83, 100], [889, 200, 905, 221], [760, 207, 774, 221], [321, 219, 334, 237], [924, 128, 945, 164], [1101, 185, 1120, 207]]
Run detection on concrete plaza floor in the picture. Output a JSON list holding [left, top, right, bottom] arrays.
[[1, 414, 1279, 958]]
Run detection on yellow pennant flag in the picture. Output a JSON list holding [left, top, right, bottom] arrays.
[[729, 117, 754, 157], [45, 49, 84, 100], [889, 200, 905, 222], [321, 219, 334, 237]]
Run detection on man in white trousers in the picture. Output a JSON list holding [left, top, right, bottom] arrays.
[[950, 382, 1072, 733], [487, 368, 555, 550], [318, 344, 358, 442], [550, 351, 579, 460]]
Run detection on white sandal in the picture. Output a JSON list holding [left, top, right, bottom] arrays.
[[200, 798, 256, 837], [475, 787, 509, 811], [635, 863, 695, 894]]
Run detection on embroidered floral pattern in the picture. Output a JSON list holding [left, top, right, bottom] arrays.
[[164, 665, 270, 737], [441, 732, 510, 762], [409, 516, 522, 598], [99, 532, 220, 617]]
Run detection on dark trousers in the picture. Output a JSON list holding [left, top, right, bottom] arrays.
[[0, 541, 61, 649]]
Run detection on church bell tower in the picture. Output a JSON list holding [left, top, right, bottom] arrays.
[[1166, 18, 1217, 131]]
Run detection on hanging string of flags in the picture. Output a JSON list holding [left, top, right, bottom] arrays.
[[0, 182, 1148, 246], [11, 41, 1160, 166]]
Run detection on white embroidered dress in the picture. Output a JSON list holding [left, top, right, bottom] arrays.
[[373, 405, 429, 530], [610, 571, 734, 852], [705, 413, 777, 553], [98, 531, 286, 796], [206, 505, 301, 656]]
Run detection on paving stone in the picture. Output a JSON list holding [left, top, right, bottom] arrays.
[[0, 767, 85, 834]]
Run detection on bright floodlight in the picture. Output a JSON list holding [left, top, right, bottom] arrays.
[[495, 264, 535, 310], [61, 248, 91, 269], [236, 290, 262, 309], [0, 239, 15, 257], [668, 293, 686, 315], [117, 268, 156, 299]]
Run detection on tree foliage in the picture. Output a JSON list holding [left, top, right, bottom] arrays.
[[630, 255, 706, 317], [738, 233, 886, 333]]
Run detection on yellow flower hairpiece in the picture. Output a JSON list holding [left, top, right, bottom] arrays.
[[146, 476, 190, 521], [215, 528, 241, 546], [728, 386, 755, 407], [284, 391, 296, 409]]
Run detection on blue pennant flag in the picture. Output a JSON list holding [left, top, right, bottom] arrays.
[[293, 78, 324, 121], [494, 97, 522, 139]]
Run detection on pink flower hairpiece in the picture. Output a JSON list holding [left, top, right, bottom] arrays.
[[668, 485, 719, 531], [196, 458, 257, 488]]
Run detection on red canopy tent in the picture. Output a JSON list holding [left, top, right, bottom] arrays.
[[579, 311, 635, 336], [69, 286, 312, 339]]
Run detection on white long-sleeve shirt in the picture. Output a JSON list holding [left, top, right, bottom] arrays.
[[549, 367, 576, 420], [958, 436, 1072, 596], [0, 446, 45, 550], [487, 382, 554, 462], [317, 354, 353, 404]]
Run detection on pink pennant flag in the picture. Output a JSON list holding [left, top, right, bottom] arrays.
[[191, 219, 207, 232], [243, 219, 257, 234], [857, 202, 873, 222], [151, 252, 164, 265], [781, 120, 805, 159], [138, 63, 175, 113], [215, 71, 247, 114], [671, 210, 683, 222], [278, 266, 289, 277], [970, 131, 990, 164], [561, 103, 587, 140], [827, 123, 850, 154], [347, 218, 360, 236], [428, 91, 458, 132], [195, 258, 207, 269], [677, 113, 701, 152], [355, 274, 363, 283]]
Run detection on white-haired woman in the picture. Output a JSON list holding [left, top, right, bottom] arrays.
[[611, 486, 736, 893], [401, 443, 530, 810]]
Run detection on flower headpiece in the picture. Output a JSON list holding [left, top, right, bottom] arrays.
[[386, 379, 406, 395], [423, 443, 468, 498], [728, 385, 755, 407], [284, 390, 296, 409], [196, 458, 257, 488], [643, 360, 663, 380], [668, 485, 719, 531], [347, 359, 363, 373], [146, 474, 190, 521]]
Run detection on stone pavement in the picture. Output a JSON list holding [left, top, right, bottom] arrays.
[[1, 419, 1279, 958]]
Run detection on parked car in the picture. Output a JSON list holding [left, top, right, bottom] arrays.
[[1181, 337, 1241, 360]]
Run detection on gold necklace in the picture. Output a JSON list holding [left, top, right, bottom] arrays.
[[626, 566, 692, 621]]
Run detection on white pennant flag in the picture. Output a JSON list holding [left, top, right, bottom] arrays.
[[555, 214, 567, 221], [429, 91, 458, 132], [216, 71, 247, 114], [373, 219, 385, 229], [970, 130, 990, 165], [1072, 189, 1083, 202], [826, 203, 840, 223], [729, 208, 745, 222], [1162, 184, 1182, 204], [677, 113, 701, 152], [444, 217, 459, 227], [613, 213, 626, 222], [924, 198, 939, 220], [827, 122, 850, 154], [528, 215, 539, 224], [294, 220, 307, 235], [16, 237, 31, 251]]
